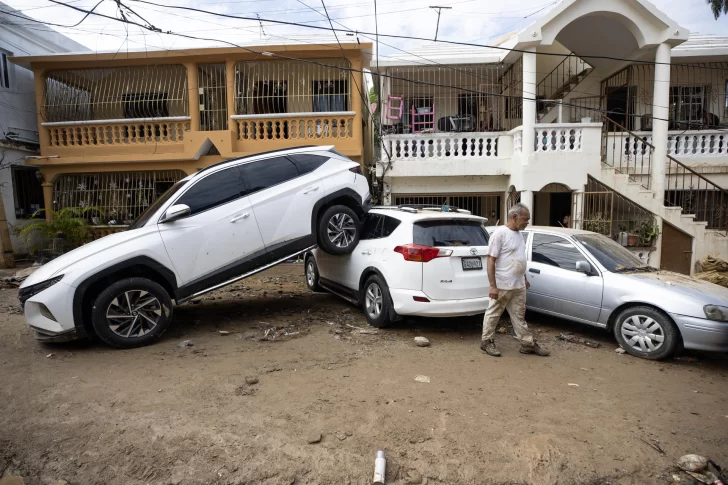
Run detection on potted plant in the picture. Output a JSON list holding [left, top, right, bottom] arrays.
[[17, 206, 103, 256], [583, 212, 611, 236], [635, 220, 660, 247]]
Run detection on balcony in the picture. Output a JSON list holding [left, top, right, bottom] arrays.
[[604, 130, 728, 160]]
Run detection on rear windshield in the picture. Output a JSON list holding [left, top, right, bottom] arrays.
[[414, 220, 489, 247]]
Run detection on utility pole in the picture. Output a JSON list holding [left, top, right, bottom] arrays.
[[429, 6, 451, 41]]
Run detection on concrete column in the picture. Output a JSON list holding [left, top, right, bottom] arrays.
[[185, 62, 200, 131], [520, 190, 534, 213], [521, 47, 537, 159], [41, 182, 54, 222], [651, 42, 671, 205], [225, 60, 236, 132]]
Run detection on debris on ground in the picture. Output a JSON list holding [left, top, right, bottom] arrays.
[[414, 336, 431, 347], [615, 347, 627, 354], [358, 328, 379, 335], [245, 376, 259, 385], [177, 340, 193, 348], [639, 437, 666, 455], [260, 326, 300, 341], [678, 455, 709, 473], [558, 332, 601, 348], [675, 453, 727, 484], [675, 356, 699, 363], [45, 353, 53, 358], [695, 256, 728, 288], [568, 383, 580, 387], [218, 330, 230, 336], [306, 433, 322, 444], [414, 375, 430, 383]]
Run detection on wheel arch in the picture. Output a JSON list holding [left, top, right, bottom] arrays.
[[72, 257, 178, 338], [358, 267, 400, 322], [310, 188, 366, 236], [606, 301, 679, 332]]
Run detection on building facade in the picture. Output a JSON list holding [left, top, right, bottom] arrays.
[[0, 1, 87, 255], [13, 42, 371, 238], [373, 0, 728, 275]]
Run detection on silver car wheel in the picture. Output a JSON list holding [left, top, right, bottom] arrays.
[[365, 283, 383, 319], [327, 213, 356, 248], [306, 260, 316, 287], [620, 314, 665, 353], [106, 290, 162, 338]]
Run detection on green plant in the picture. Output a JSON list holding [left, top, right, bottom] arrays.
[[583, 212, 611, 235], [17, 206, 103, 254], [635, 220, 660, 247]]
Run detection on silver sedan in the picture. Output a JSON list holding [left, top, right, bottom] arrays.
[[486, 225, 728, 360]]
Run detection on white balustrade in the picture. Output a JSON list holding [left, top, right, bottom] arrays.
[[534, 125, 583, 152], [382, 133, 500, 161], [612, 130, 727, 158]]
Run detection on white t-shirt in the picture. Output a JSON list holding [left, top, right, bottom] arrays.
[[488, 226, 527, 290]]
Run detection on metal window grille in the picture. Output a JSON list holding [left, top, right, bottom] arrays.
[[42, 65, 189, 122], [393, 194, 501, 220], [506, 186, 521, 213], [53, 170, 186, 226], [198, 64, 228, 131], [380, 63, 511, 134], [12, 167, 44, 219], [234, 58, 352, 115]]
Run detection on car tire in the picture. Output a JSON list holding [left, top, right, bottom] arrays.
[[362, 274, 395, 328], [317, 205, 361, 256], [91, 277, 174, 349], [304, 255, 322, 292], [613, 305, 679, 360]]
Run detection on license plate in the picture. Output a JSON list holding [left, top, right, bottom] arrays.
[[461, 257, 483, 270]]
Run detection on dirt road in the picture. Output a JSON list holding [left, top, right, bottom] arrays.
[[1, 265, 727, 485]]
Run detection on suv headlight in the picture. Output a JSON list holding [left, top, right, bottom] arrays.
[[18, 275, 64, 307], [703, 304, 728, 321]]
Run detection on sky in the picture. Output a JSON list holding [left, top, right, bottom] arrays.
[[3, 0, 728, 59]]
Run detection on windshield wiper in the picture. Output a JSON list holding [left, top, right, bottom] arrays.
[[614, 266, 656, 273]]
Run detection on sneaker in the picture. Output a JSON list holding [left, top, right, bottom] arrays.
[[520, 342, 550, 356], [480, 339, 501, 357]]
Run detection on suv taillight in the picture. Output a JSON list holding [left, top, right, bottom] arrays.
[[350, 166, 363, 175], [394, 244, 452, 263]]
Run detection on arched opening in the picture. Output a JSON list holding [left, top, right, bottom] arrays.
[[534, 183, 572, 227]]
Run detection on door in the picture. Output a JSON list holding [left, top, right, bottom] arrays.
[[158, 165, 265, 285], [527, 232, 603, 322], [241, 156, 322, 259], [660, 222, 692, 275]]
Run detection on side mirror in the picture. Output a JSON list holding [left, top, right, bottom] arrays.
[[161, 204, 191, 223], [576, 260, 593, 275]]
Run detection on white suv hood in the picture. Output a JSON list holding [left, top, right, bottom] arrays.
[[21, 229, 150, 288]]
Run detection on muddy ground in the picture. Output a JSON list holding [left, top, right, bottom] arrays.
[[1, 264, 727, 485]]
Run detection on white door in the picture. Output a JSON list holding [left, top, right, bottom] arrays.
[[241, 156, 322, 257], [527, 232, 603, 322], [418, 219, 490, 300], [158, 165, 265, 286]]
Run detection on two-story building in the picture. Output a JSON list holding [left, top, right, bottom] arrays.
[[373, 0, 728, 275], [0, 1, 87, 256], [12, 41, 372, 238]]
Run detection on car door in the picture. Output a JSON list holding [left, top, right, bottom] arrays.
[[526, 232, 603, 323], [158, 165, 265, 287], [241, 156, 323, 259]]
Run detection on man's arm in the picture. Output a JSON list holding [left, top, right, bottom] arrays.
[[488, 256, 499, 300]]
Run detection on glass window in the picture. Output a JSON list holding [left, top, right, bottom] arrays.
[[240, 157, 299, 195], [531, 234, 584, 272], [177, 168, 243, 215], [360, 215, 401, 240], [289, 154, 329, 174], [575, 234, 645, 272], [414, 220, 488, 247], [381, 216, 401, 238], [129, 180, 189, 229]]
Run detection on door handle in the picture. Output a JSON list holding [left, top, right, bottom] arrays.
[[303, 186, 320, 194], [529, 268, 540, 274], [230, 212, 250, 223], [361, 249, 372, 255]]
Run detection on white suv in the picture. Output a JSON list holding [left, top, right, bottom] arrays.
[[305, 206, 491, 327], [19, 146, 371, 348]]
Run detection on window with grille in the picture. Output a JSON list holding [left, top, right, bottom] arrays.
[[669, 86, 708, 126], [312, 80, 348, 112], [12, 167, 44, 219]]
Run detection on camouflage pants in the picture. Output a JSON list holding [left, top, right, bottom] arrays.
[[481, 287, 535, 346]]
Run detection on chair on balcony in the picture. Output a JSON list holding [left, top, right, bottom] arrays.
[[411, 103, 435, 134]]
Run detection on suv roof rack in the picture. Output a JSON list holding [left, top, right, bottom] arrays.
[[397, 204, 473, 215]]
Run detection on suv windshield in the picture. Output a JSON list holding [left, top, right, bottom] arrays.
[[414, 220, 489, 247], [575, 234, 653, 273], [128, 180, 189, 230]]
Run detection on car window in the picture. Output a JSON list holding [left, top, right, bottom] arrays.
[[414, 220, 489, 247], [176, 168, 243, 216], [289, 153, 329, 174], [129, 179, 188, 228], [240, 156, 299, 195], [531, 233, 584, 272], [360, 214, 401, 240]]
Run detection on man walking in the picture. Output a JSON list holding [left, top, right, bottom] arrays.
[[481, 203, 549, 357]]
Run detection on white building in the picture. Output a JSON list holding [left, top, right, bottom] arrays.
[[0, 1, 87, 255], [373, 0, 728, 275]]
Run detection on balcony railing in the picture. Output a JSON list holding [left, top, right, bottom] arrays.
[[511, 123, 589, 153], [607, 130, 728, 158], [382, 132, 501, 161], [232, 112, 356, 141], [43, 117, 190, 147]]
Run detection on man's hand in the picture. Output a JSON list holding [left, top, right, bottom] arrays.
[[525, 277, 531, 290], [489, 286, 499, 300]]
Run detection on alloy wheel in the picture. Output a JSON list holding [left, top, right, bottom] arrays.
[[327, 213, 356, 248], [306, 261, 316, 287], [365, 283, 383, 319], [620, 315, 665, 353], [106, 290, 162, 338]]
